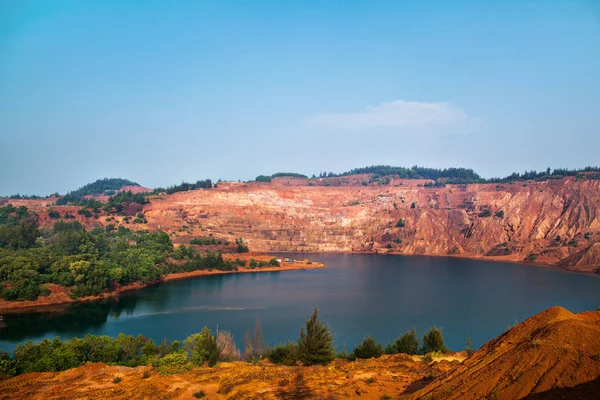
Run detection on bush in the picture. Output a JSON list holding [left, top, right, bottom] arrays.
[[395, 218, 406, 228], [48, 210, 60, 219], [297, 308, 335, 366], [352, 336, 383, 359], [192, 390, 206, 398], [112, 376, 122, 384], [268, 258, 280, 266], [267, 342, 298, 366], [183, 326, 219, 367], [395, 329, 419, 355], [421, 327, 448, 354], [255, 175, 272, 182], [156, 351, 192, 374], [494, 210, 504, 218], [478, 209, 492, 218], [411, 202, 416, 209]]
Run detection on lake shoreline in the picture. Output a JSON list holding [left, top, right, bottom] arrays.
[[274, 249, 600, 278], [0, 256, 324, 313]]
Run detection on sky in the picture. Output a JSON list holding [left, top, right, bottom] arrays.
[[1, 0, 599, 196]]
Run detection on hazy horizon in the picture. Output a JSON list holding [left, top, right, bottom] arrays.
[[2, 1, 599, 196]]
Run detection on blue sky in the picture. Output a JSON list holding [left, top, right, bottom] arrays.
[[1, 0, 599, 195]]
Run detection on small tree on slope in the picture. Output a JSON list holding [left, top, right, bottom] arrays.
[[297, 307, 335, 366]]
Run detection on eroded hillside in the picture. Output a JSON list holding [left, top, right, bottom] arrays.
[[5, 176, 600, 272], [141, 177, 600, 272]]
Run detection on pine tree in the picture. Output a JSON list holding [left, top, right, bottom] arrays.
[[465, 336, 473, 356], [297, 307, 335, 366], [421, 327, 448, 354], [395, 329, 420, 355]]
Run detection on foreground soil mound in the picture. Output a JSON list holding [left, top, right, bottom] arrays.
[[0, 354, 462, 400], [2, 307, 599, 399], [405, 306, 600, 400]]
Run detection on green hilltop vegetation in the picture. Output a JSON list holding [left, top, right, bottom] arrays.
[[0, 204, 267, 302], [252, 165, 600, 185], [56, 178, 139, 205], [6, 166, 600, 200]]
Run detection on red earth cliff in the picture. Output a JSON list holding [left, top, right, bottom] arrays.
[[4, 176, 600, 273]]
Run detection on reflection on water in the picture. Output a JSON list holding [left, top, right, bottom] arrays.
[[0, 296, 139, 341], [1, 254, 599, 354]]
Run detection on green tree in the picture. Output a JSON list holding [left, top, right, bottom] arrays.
[[183, 326, 219, 367], [395, 329, 419, 355], [421, 327, 448, 354], [352, 336, 383, 359], [297, 307, 335, 366]]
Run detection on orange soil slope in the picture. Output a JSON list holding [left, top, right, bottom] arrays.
[[405, 307, 600, 400]]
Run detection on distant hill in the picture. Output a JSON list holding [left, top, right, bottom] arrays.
[[56, 178, 139, 205]]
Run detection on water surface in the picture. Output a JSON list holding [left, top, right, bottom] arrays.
[[1, 254, 599, 353]]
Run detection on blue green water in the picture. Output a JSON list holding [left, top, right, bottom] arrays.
[[1, 253, 599, 353]]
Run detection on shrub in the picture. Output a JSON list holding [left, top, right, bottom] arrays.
[[192, 390, 206, 398], [411, 202, 416, 209], [394, 238, 402, 244], [112, 376, 122, 384], [267, 342, 298, 366], [494, 210, 504, 218], [525, 252, 538, 262], [478, 209, 492, 218], [141, 370, 150, 379], [48, 210, 60, 219], [386, 243, 392, 249], [395, 329, 419, 355], [297, 307, 335, 366], [183, 326, 219, 367], [395, 218, 406, 228], [156, 351, 192, 374], [352, 336, 383, 359], [255, 175, 272, 182], [268, 258, 280, 266], [465, 336, 473, 356], [421, 327, 448, 354], [216, 330, 241, 362]]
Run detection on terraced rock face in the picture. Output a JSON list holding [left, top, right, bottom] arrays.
[[142, 177, 600, 272], [5, 176, 600, 272]]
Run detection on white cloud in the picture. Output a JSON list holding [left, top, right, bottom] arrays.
[[308, 99, 469, 130]]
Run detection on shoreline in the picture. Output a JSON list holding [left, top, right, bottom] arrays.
[[273, 249, 600, 277], [1, 249, 597, 313], [0, 258, 324, 313]]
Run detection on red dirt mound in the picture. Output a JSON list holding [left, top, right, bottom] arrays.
[[405, 306, 600, 400]]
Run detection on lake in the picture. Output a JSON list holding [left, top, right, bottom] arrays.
[[1, 253, 599, 354]]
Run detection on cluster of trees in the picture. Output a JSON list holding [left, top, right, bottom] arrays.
[[56, 178, 139, 205], [0, 205, 266, 302], [0, 308, 458, 378], [309, 165, 600, 185], [0, 327, 222, 376], [152, 179, 212, 195], [255, 173, 309, 182], [190, 237, 227, 246]]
